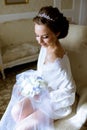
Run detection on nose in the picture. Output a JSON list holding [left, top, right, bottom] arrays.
[[37, 37, 43, 44]]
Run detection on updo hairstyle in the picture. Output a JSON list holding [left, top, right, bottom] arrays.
[[33, 6, 69, 39]]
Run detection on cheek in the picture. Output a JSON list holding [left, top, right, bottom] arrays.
[[50, 35, 57, 42], [47, 37, 57, 46], [47, 37, 54, 43], [44, 39, 50, 45]]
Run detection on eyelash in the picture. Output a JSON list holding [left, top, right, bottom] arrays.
[[35, 35, 49, 39], [43, 36, 49, 39]]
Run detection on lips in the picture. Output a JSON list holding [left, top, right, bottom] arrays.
[[40, 42, 47, 46]]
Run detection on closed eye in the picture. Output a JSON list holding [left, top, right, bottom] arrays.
[[35, 35, 49, 39], [42, 35, 49, 39]]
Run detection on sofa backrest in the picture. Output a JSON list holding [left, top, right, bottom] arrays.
[[60, 24, 87, 95], [0, 18, 36, 47]]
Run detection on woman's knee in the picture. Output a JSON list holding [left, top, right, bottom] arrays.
[[11, 99, 34, 122]]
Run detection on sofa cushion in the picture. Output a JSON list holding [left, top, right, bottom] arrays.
[[2, 42, 40, 63]]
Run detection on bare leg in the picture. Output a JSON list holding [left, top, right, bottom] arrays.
[[15, 113, 38, 130], [15, 110, 54, 130], [11, 98, 34, 122]]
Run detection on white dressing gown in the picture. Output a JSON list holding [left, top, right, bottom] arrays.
[[0, 46, 76, 130]]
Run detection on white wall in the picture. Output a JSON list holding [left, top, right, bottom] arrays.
[[0, 0, 86, 25], [0, 0, 53, 23], [54, 0, 81, 24]]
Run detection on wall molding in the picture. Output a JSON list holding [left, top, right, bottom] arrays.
[[79, 0, 87, 25], [0, 12, 37, 23], [53, 0, 61, 10], [53, 0, 79, 24]]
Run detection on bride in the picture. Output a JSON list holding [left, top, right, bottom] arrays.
[[0, 6, 76, 130]]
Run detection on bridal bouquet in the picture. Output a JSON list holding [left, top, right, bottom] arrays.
[[19, 74, 48, 97]]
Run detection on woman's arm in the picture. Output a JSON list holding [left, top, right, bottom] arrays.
[[50, 88, 75, 110]]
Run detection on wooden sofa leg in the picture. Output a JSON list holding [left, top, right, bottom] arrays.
[[0, 68, 5, 80]]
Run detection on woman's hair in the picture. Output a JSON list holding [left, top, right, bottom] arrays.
[[33, 6, 69, 39]]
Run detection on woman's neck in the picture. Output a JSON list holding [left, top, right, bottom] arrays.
[[46, 41, 65, 57], [44, 41, 65, 64]]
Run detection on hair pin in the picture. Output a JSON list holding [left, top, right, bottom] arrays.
[[38, 13, 54, 21]]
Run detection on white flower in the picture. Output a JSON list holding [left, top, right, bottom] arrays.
[[21, 75, 47, 97]]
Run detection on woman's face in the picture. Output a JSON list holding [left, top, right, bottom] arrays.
[[34, 23, 58, 47]]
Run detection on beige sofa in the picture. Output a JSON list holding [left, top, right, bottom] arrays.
[[54, 24, 87, 130], [0, 19, 40, 79]]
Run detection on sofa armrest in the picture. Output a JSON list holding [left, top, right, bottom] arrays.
[[0, 46, 5, 79], [77, 88, 87, 125], [68, 88, 87, 129]]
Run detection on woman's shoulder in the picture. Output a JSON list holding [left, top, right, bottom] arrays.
[[56, 54, 70, 68]]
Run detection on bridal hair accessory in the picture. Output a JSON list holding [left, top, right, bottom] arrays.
[[38, 13, 54, 21]]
